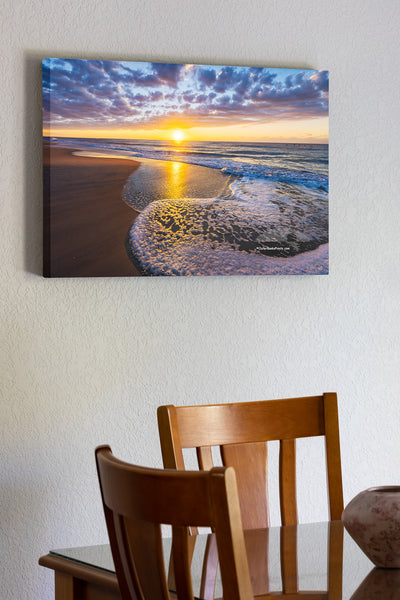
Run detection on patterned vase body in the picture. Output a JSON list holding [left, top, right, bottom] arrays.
[[342, 486, 400, 568]]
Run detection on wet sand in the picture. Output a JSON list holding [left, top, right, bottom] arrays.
[[43, 145, 141, 277], [44, 144, 235, 277]]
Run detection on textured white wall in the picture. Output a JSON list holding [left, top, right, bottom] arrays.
[[1, 0, 399, 598]]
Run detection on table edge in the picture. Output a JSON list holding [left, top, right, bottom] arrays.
[[39, 553, 120, 592]]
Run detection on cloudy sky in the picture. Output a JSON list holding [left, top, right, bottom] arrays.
[[43, 58, 329, 142]]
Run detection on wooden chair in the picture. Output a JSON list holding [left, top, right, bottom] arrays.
[[158, 394, 343, 599], [95, 445, 254, 600], [157, 393, 343, 529]]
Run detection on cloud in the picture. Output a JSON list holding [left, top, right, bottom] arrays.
[[247, 70, 329, 118], [197, 68, 217, 88], [150, 62, 184, 86], [311, 70, 329, 92], [43, 59, 328, 131]]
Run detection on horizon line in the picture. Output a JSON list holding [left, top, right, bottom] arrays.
[[43, 133, 328, 145]]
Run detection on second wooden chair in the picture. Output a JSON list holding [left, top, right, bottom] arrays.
[[95, 445, 254, 600]]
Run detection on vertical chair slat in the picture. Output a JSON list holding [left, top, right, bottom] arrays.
[[209, 467, 255, 600], [172, 525, 195, 600], [122, 518, 169, 600], [279, 438, 298, 526], [280, 525, 298, 594], [157, 405, 186, 470], [243, 528, 270, 595], [327, 520, 344, 599], [199, 534, 218, 600], [197, 446, 214, 471], [222, 442, 270, 529], [323, 393, 344, 520]]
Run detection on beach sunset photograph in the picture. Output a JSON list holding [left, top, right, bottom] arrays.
[[43, 58, 329, 277]]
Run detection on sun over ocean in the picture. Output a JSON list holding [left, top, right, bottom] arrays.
[[49, 137, 329, 276]]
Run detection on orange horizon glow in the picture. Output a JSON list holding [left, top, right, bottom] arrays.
[[43, 116, 329, 144]]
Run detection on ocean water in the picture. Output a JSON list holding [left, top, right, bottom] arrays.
[[48, 137, 329, 276]]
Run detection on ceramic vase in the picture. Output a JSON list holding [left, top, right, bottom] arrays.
[[342, 486, 400, 568]]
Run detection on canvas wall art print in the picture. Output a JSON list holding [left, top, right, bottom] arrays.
[[43, 58, 329, 277]]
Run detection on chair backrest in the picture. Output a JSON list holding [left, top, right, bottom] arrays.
[[95, 445, 254, 600], [157, 393, 343, 528]]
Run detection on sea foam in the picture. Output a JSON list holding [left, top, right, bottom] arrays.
[[126, 193, 328, 276]]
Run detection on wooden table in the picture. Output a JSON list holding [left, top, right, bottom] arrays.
[[39, 521, 399, 599]]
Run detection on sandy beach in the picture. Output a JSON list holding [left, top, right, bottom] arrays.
[[44, 140, 328, 277], [43, 145, 141, 277]]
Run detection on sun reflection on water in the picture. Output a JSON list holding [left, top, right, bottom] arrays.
[[165, 160, 188, 198]]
